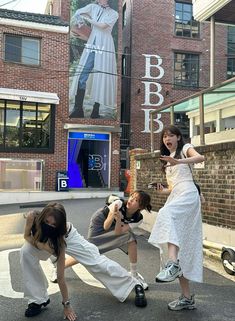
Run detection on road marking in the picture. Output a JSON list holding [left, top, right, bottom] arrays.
[[0, 248, 104, 299], [0, 249, 23, 298]]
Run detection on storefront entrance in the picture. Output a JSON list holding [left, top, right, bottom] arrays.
[[67, 132, 110, 188]]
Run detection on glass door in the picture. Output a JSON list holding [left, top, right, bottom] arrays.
[[68, 132, 110, 188]]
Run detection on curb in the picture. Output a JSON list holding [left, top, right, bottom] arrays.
[[203, 240, 223, 261], [0, 191, 124, 206], [203, 240, 224, 251], [203, 248, 221, 261]]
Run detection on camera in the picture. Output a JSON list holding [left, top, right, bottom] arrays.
[[148, 182, 158, 189], [148, 182, 166, 189]]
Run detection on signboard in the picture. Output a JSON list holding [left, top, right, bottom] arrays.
[[69, 132, 109, 141], [56, 171, 69, 191], [69, 0, 119, 119]]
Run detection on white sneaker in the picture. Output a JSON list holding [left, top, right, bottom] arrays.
[[131, 272, 149, 290], [49, 258, 57, 283], [168, 294, 195, 311], [156, 260, 183, 282]]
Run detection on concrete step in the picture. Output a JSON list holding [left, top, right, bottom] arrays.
[[0, 191, 124, 205]]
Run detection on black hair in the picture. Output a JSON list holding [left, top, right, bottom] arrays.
[[159, 125, 185, 172]]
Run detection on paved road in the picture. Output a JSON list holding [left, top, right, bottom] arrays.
[[0, 199, 234, 321]]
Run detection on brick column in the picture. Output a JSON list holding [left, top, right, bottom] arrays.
[[129, 148, 147, 194]]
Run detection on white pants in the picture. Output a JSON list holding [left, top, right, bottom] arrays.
[[20, 225, 138, 304]]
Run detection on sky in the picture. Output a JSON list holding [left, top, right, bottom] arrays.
[[0, 0, 48, 13]]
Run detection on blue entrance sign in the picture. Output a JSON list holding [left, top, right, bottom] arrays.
[[69, 132, 109, 141]]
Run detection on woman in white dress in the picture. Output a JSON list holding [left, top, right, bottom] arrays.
[[70, 0, 118, 118], [148, 125, 205, 311]]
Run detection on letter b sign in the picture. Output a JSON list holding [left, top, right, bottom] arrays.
[[61, 180, 68, 188], [57, 171, 69, 192]]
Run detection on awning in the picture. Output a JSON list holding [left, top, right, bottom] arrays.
[[193, 0, 235, 24], [64, 123, 121, 133], [0, 87, 60, 104]]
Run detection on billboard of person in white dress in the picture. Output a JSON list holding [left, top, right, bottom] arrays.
[[69, 0, 119, 119]]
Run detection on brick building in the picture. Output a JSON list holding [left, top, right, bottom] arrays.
[[121, 0, 233, 168], [48, 0, 123, 191], [126, 0, 235, 239], [1, 0, 234, 192], [0, 9, 69, 191]]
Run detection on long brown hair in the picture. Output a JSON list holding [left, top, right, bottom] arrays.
[[33, 202, 67, 258], [159, 125, 185, 172]]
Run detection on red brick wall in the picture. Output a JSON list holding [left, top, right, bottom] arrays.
[[129, 142, 235, 230], [123, 0, 228, 152], [51, 0, 70, 21]]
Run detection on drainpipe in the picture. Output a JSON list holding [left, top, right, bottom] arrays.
[[199, 94, 205, 145], [210, 15, 215, 87], [49, 1, 53, 15], [150, 112, 154, 152]]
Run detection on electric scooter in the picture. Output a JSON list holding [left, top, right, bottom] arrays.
[[221, 247, 235, 275]]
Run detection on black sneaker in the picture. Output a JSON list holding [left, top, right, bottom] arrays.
[[134, 284, 147, 307], [25, 299, 50, 317]]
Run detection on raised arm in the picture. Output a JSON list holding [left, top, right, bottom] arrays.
[[114, 211, 130, 235], [103, 200, 122, 231], [160, 147, 204, 166], [72, 4, 109, 29], [24, 211, 36, 244], [82, 15, 109, 29], [184, 147, 205, 163], [103, 209, 115, 230]]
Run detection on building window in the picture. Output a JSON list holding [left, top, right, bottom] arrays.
[[175, 1, 199, 38], [0, 100, 55, 152], [0, 158, 44, 191], [122, 55, 127, 76], [122, 47, 130, 77], [122, 3, 127, 27], [4, 34, 40, 66], [227, 26, 235, 79], [174, 52, 199, 88]]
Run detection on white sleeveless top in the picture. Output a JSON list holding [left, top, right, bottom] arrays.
[[165, 143, 194, 189]]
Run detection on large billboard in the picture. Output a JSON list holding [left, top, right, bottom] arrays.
[[69, 0, 119, 119]]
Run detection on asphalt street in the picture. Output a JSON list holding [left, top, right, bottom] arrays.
[[0, 198, 234, 321]]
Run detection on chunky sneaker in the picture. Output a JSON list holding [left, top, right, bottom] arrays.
[[132, 272, 149, 290], [134, 284, 147, 307], [168, 294, 195, 311], [156, 260, 183, 282], [25, 299, 50, 317]]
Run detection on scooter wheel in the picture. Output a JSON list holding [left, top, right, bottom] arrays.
[[221, 249, 235, 275]]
